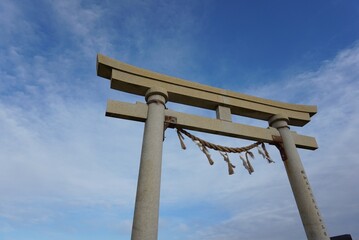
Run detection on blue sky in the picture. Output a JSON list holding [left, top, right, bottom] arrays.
[[1, 0, 359, 240]]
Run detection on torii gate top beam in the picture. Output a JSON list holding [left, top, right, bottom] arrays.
[[97, 54, 316, 127]]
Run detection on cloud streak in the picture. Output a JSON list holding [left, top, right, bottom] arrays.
[[185, 42, 359, 240], [0, 1, 358, 239]]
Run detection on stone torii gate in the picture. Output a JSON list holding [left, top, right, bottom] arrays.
[[97, 54, 330, 240]]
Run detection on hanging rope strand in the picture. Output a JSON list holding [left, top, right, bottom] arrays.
[[220, 152, 235, 175], [176, 130, 187, 150], [245, 151, 255, 174], [261, 142, 274, 163], [193, 140, 214, 165]]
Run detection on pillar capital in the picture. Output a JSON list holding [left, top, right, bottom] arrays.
[[268, 114, 290, 129], [145, 87, 168, 104]]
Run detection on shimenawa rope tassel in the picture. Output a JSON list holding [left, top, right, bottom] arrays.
[[176, 130, 187, 150], [220, 152, 235, 175], [194, 140, 214, 165]]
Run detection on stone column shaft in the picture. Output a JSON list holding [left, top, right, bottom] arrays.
[[269, 114, 329, 240], [131, 87, 168, 240]]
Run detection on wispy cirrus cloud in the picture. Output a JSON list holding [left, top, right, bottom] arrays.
[[183, 42, 359, 240], [1, 0, 358, 239], [0, 0, 206, 238]]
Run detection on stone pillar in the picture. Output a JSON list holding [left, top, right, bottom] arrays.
[[131, 87, 168, 240], [269, 114, 329, 240]]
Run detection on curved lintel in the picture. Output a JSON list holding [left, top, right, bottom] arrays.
[[97, 54, 317, 126]]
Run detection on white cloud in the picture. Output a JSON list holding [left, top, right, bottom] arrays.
[[1, 0, 358, 239], [50, 0, 113, 57], [3, 36, 358, 235], [183, 42, 359, 239], [0, 0, 39, 47]]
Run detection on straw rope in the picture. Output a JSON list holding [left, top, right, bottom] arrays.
[[175, 128, 274, 175]]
